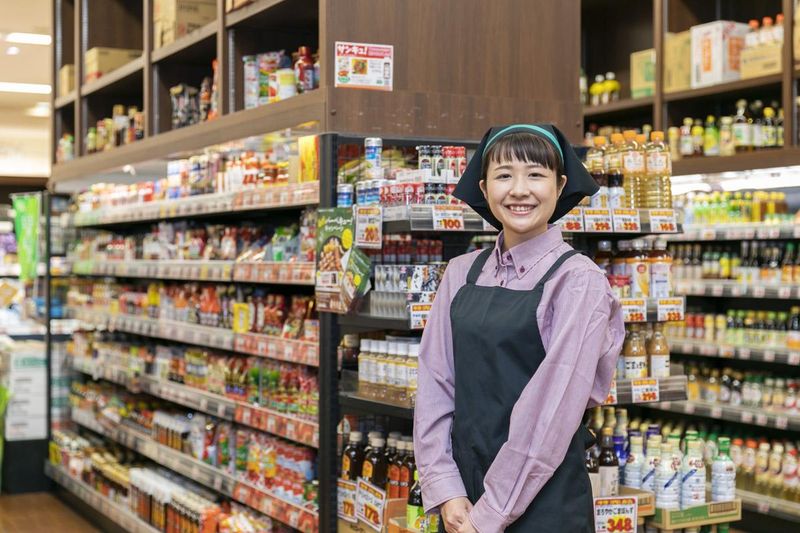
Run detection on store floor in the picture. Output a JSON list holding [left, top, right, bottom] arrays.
[[0, 492, 101, 532]]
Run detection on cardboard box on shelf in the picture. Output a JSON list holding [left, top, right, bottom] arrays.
[[740, 41, 782, 79], [620, 486, 655, 517], [630, 48, 655, 98], [84, 47, 141, 83], [650, 499, 741, 530], [58, 64, 75, 96], [664, 31, 691, 93], [153, 0, 216, 49], [690, 20, 749, 88]]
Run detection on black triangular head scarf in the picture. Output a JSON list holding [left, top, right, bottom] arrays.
[[453, 123, 599, 230]]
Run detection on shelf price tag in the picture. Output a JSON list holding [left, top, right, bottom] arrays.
[[409, 302, 433, 330], [648, 209, 678, 233], [355, 479, 388, 532], [432, 205, 465, 231], [612, 209, 641, 233], [593, 496, 637, 533], [338, 480, 358, 523], [355, 205, 383, 249], [657, 298, 684, 322], [700, 228, 716, 240], [631, 378, 659, 403], [621, 299, 647, 323], [604, 379, 617, 405], [559, 207, 584, 232], [584, 209, 612, 232]]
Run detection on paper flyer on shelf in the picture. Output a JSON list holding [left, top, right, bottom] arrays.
[[316, 208, 372, 313]]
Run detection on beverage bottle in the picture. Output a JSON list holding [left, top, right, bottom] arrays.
[[656, 442, 681, 509], [733, 99, 752, 152], [602, 406, 616, 435], [588, 136, 609, 208], [644, 131, 671, 209], [399, 441, 416, 499], [703, 115, 720, 156], [358, 339, 373, 397], [641, 435, 661, 492], [768, 442, 785, 498], [613, 408, 628, 484], [647, 323, 671, 378], [760, 16, 775, 45], [679, 118, 695, 158], [606, 152, 625, 209], [362, 437, 388, 489], [712, 437, 736, 502], [623, 435, 644, 489], [406, 344, 420, 406], [668, 126, 681, 161], [623, 325, 648, 379], [598, 427, 619, 496], [745, 19, 760, 48], [341, 431, 364, 481], [751, 100, 765, 150], [648, 240, 672, 298], [594, 240, 613, 274], [388, 342, 402, 403], [629, 239, 649, 298], [719, 116, 735, 156], [754, 442, 771, 495], [681, 439, 706, 509], [777, 107, 785, 146], [406, 470, 425, 531], [782, 448, 798, 501], [586, 444, 600, 497], [590, 406, 605, 437], [621, 130, 643, 208], [395, 342, 409, 404], [793, 245, 800, 283], [691, 118, 704, 156], [774, 13, 786, 43], [763, 107, 778, 148], [386, 437, 401, 497], [364, 431, 382, 456], [604, 72, 620, 103], [787, 307, 800, 350]]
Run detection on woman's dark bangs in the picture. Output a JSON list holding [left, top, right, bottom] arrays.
[[484, 133, 562, 174]]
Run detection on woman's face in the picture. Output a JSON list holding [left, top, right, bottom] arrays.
[[480, 158, 567, 244]]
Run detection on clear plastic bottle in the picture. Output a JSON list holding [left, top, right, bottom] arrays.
[[680, 117, 694, 158], [648, 240, 672, 298], [385, 342, 399, 402], [754, 442, 771, 495], [623, 435, 644, 489], [656, 442, 681, 509], [374, 340, 389, 400], [681, 439, 706, 509], [358, 339, 373, 397], [629, 239, 650, 298], [395, 343, 409, 404], [621, 130, 643, 208], [641, 435, 661, 492], [644, 130, 671, 208], [719, 116, 735, 156], [406, 344, 420, 406]]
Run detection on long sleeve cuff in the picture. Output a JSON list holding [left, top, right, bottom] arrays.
[[468, 498, 509, 533], [420, 472, 468, 513]]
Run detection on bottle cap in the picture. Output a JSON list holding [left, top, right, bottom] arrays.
[[593, 136, 607, 146], [623, 129, 636, 140], [387, 437, 397, 448], [650, 131, 664, 141], [389, 431, 402, 440], [396, 343, 409, 356], [749, 19, 759, 29], [368, 431, 382, 439], [598, 240, 612, 252], [372, 437, 386, 448], [350, 431, 363, 443]]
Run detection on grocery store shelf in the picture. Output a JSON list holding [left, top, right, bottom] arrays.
[[72, 260, 235, 282], [72, 408, 318, 532], [664, 223, 800, 242], [670, 338, 800, 366], [610, 375, 687, 406], [674, 279, 800, 300], [664, 74, 782, 103], [232, 261, 316, 285], [582, 96, 654, 118], [225, 0, 295, 27], [45, 462, 160, 533], [233, 332, 320, 366], [737, 488, 800, 523], [648, 400, 800, 431], [672, 147, 800, 177], [81, 56, 144, 97], [71, 357, 318, 447], [151, 21, 217, 63], [339, 391, 414, 419], [70, 182, 319, 227], [54, 90, 77, 109], [383, 204, 494, 233], [50, 90, 325, 185], [620, 297, 685, 323], [337, 313, 415, 331]]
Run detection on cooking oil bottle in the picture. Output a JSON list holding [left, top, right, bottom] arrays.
[[621, 130, 643, 208], [644, 131, 672, 208]]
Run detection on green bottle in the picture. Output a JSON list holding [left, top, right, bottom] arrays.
[[407, 470, 425, 531]]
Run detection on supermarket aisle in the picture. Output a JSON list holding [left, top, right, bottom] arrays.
[[0, 492, 101, 532]]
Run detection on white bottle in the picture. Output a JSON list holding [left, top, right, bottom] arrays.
[[385, 342, 398, 402], [358, 338, 371, 396], [641, 435, 662, 492], [712, 437, 736, 502], [681, 439, 706, 509], [623, 435, 644, 489], [655, 442, 681, 509], [406, 344, 420, 405], [374, 340, 389, 400]]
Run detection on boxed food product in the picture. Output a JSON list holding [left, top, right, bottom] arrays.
[[630, 48, 655, 98], [664, 31, 691, 93], [243, 55, 259, 109], [154, 0, 216, 49], [84, 47, 141, 83], [690, 20, 749, 88], [58, 64, 75, 96], [740, 41, 782, 79]]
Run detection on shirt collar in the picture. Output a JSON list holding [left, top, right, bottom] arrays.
[[493, 225, 565, 279]]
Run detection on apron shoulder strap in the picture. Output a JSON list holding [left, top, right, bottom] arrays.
[[466, 248, 494, 284], [533, 249, 581, 291]]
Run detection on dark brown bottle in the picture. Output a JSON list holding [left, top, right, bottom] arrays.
[[400, 441, 416, 499], [362, 437, 388, 489], [598, 427, 619, 497], [341, 431, 364, 481], [386, 437, 401, 498]]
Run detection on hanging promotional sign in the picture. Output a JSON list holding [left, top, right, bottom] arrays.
[[12, 194, 40, 282]]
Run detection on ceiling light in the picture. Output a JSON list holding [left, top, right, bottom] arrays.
[[0, 81, 51, 94], [6, 46, 19, 55], [5, 32, 51, 46]]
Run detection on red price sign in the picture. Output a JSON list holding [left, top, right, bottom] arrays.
[[649, 209, 678, 233], [632, 378, 659, 403], [559, 207, 584, 232], [594, 497, 637, 533], [432, 205, 465, 231], [612, 209, 642, 233], [584, 209, 612, 232]]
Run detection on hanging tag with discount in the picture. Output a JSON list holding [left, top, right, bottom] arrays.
[[631, 378, 660, 403], [337, 479, 358, 523], [584, 208, 612, 232], [594, 496, 637, 533], [621, 299, 647, 322], [432, 205, 465, 231], [612, 209, 642, 233], [649, 209, 678, 233], [355, 205, 383, 249], [559, 207, 584, 232], [657, 298, 685, 322]]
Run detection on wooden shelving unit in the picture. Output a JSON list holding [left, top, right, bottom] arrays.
[[581, 0, 800, 177]]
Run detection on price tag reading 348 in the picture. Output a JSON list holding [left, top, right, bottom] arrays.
[[594, 496, 637, 533], [432, 205, 464, 231]]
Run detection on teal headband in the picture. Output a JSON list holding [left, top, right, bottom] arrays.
[[482, 124, 564, 162]]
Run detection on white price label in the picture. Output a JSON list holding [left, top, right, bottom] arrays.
[[778, 286, 792, 299], [355, 479, 388, 532], [559, 207, 584, 232], [730, 285, 744, 297], [354, 205, 383, 249], [338, 479, 358, 523], [431, 205, 465, 231], [612, 209, 641, 233], [763, 350, 776, 362], [741, 411, 753, 423], [789, 352, 800, 365], [649, 209, 678, 233], [700, 228, 716, 240], [776, 416, 789, 430], [631, 378, 659, 403], [757, 413, 768, 426], [657, 298, 684, 322], [711, 406, 722, 418], [684, 403, 695, 414], [621, 299, 647, 323], [739, 348, 751, 360], [584, 209, 613, 232], [593, 496, 638, 533], [711, 284, 724, 297], [719, 345, 734, 358], [794, 225, 800, 239], [752, 286, 766, 298]]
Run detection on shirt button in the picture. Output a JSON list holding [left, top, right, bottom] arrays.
[[520, 266, 526, 273], [500, 280, 505, 286]]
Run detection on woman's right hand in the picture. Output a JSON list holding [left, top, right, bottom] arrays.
[[441, 497, 473, 532]]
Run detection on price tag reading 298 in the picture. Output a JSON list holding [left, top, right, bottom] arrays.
[[594, 496, 637, 533]]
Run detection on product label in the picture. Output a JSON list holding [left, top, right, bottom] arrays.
[[599, 466, 620, 497], [646, 152, 669, 173], [355, 479, 388, 532], [335, 42, 394, 92], [624, 357, 649, 379], [622, 152, 644, 173], [584, 209, 612, 232], [409, 302, 433, 329], [559, 207, 585, 232], [649, 209, 678, 233], [431, 205, 464, 231], [612, 209, 641, 233], [632, 378, 660, 403], [338, 479, 358, 523], [733, 123, 751, 147], [593, 496, 637, 533], [650, 264, 673, 298], [355, 205, 383, 249]]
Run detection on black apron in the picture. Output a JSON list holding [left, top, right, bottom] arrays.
[[446, 248, 594, 532]]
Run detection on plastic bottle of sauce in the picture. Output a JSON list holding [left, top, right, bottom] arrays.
[[679, 118, 694, 158], [648, 323, 671, 378], [294, 46, 315, 93], [733, 99, 753, 153], [649, 240, 672, 298], [628, 239, 649, 298], [406, 343, 420, 406], [341, 431, 364, 481], [624, 324, 649, 379], [363, 437, 388, 489], [399, 441, 416, 499], [720, 116, 735, 156], [386, 437, 401, 497]]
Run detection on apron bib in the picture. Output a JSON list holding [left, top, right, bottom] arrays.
[[446, 248, 594, 532]]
